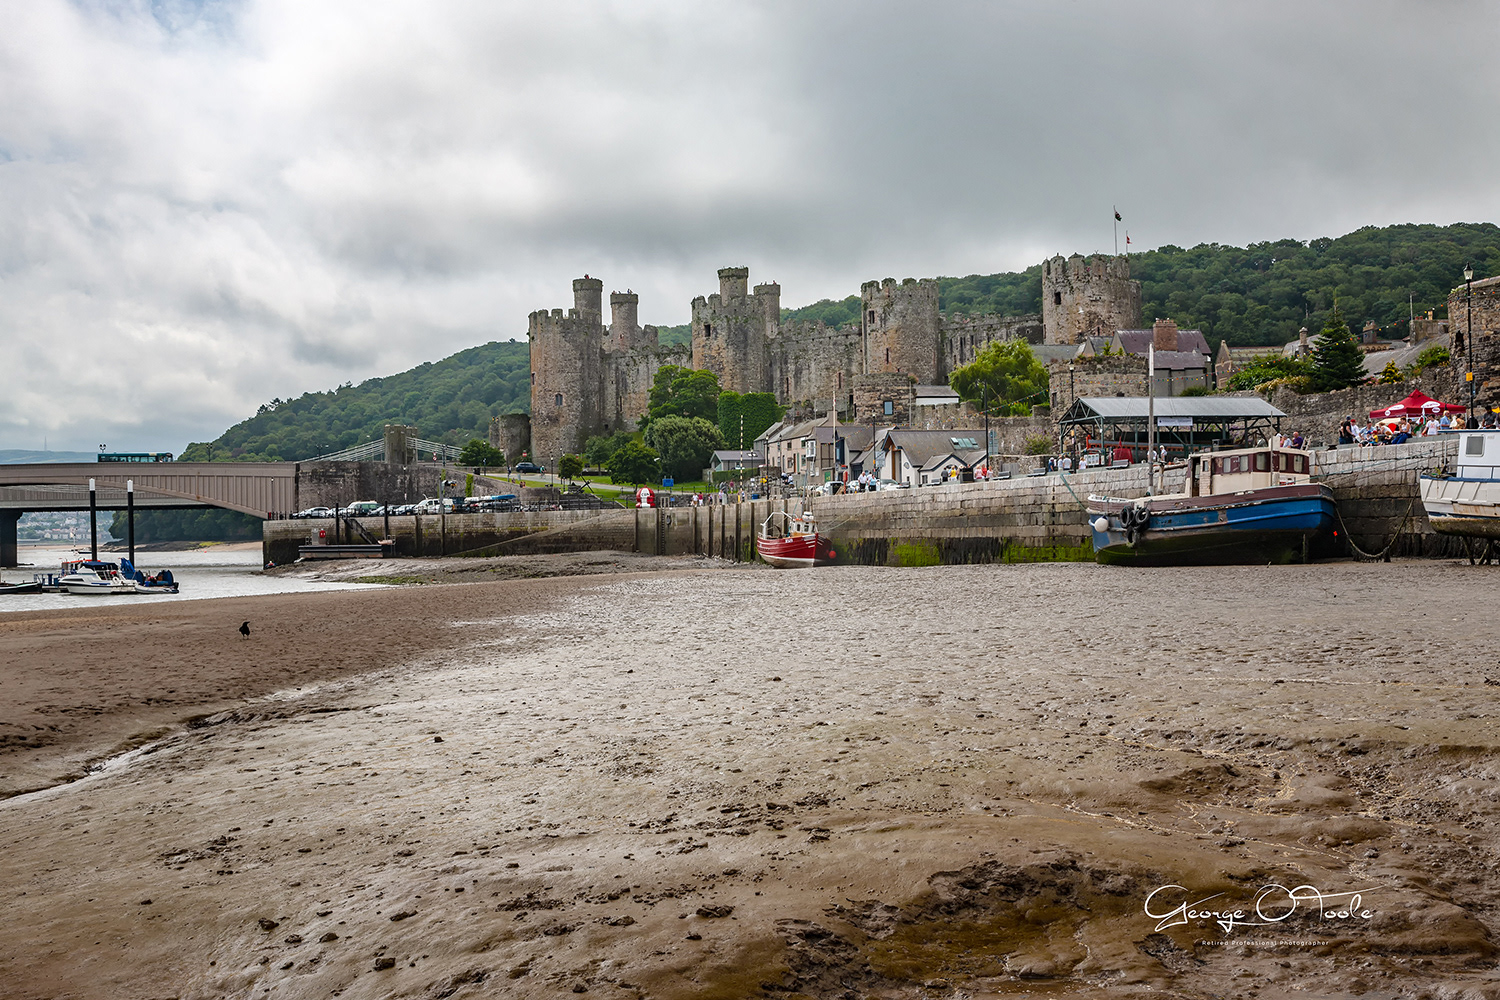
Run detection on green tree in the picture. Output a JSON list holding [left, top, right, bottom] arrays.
[[582, 430, 634, 467], [643, 415, 724, 481], [716, 391, 785, 449], [644, 366, 721, 427], [558, 454, 584, 480], [604, 440, 660, 485], [109, 508, 261, 542], [1378, 360, 1403, 384], [458, 438, 505, 467], [1408, 344, 1450, 375], [1226, 355, 1311, 391], [1309, 303, 1366, 391], [948, 340, 1049, 415]]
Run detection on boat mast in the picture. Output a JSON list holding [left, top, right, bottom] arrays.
[[1147, 345, 1156, 497]]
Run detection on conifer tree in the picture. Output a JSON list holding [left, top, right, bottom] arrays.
[[1309, 303, 1366, 392]]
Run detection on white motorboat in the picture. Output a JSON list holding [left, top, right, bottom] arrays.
[[1420, 430, 1500, 540], [58, 559, 135, 595]]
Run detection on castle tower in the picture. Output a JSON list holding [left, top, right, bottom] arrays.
[[862, 278, 941, 382], [607, 291, 653, 354], [1041, 254, 1141, 345], [528, 275, 605, 464], [691, 266, 775, 394]]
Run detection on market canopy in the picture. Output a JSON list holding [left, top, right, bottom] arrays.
[[1057, 396, 1287, 451], [1368, 390, 1465, 420]]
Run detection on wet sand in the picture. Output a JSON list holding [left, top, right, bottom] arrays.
[[2, 558, 1499, 999]]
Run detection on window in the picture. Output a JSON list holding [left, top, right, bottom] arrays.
[[1053, 291, 1063, 306], [836, 372, 842, 390], [885, 348, 890, 365], [555, 393, 564, 407], [1254, 452, 1269, 472], [530, 371, 535, 384], [867, 310, 876, 324], [884, 400, 894, 416], [1467, 435, 1486, 457], [704, 323, 712, 336]]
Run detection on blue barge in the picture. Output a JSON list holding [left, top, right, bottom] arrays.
[[1087, 446, 1337, 565]]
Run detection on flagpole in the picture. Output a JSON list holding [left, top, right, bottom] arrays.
[[1147, 345, 1156, 497], [1113, 206, 1118, 256]]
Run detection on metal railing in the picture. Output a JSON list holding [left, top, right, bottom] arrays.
[[309, 437, 464, 463]]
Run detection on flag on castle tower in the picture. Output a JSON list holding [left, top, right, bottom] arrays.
[[1126, 232, 1131, 245], [1114, 209, 1122, 221]]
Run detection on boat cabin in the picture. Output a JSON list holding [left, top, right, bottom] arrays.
[[61, 559, 120, 575], [1186, 447, 1313, 497], [1453, 430, 1500, 480]]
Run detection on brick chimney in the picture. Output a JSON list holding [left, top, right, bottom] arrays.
[[1152, 317, 1179, 352]]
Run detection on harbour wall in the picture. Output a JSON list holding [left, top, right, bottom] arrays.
[[262, 440, 1461, 566], [263, 508, 638, 566]]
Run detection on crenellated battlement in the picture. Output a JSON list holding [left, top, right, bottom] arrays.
[[1041, 253, 1141, 345], [525, 254, 1142, 464]]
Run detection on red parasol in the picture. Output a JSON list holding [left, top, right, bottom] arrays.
[[1368, 390, 1465, 420]]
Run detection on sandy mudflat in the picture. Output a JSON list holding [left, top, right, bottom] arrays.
[[2, 557, 1500, 999]]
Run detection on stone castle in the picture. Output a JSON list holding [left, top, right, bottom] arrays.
[[506, 254, 1142, 465]]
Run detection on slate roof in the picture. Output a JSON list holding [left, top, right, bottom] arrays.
[[1116, 329, 1212, 356], [882, 429, 989, 469]]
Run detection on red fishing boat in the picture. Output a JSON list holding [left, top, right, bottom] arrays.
[[757, 511, 836, 568]]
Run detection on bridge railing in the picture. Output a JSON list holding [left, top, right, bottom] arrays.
[[310, 438, 465, 463]]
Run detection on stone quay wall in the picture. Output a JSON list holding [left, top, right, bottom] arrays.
[[1310, 437, 1461, 558], [263, 508, 637, 565], [266, 441, 1461, 565], [809, 464, 1181, 565]]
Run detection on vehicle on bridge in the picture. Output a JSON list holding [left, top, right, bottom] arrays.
[[97, 452, 174, 463]]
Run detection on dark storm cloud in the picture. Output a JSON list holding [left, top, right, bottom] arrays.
[[1, 0, 1496, 451]]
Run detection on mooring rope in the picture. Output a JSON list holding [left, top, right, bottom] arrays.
[[1334, 498, 1415, 562], [1056, 472, 1092, 510]]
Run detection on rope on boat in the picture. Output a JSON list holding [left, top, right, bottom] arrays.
[[1334, 499, 1415, 562]]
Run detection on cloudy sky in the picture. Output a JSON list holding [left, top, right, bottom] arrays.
[[4, 0, 1499, 452]]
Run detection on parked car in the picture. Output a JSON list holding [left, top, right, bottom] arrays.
[[876, 479, 909, 491], [514, 462, 544, 474], [292, 506, 333, 519], [345, 500, 381, 516], [413, 497, 454, 514]]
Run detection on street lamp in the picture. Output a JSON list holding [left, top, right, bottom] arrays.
[[1465, 263, 1475, 424]]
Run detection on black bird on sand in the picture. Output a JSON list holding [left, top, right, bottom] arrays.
[[239, 621, 251, 639]]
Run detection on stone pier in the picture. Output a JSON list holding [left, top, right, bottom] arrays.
[[263, 440, 1465, 567]]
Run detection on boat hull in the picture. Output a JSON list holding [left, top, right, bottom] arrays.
[[1087, 483, 1337, 566], [756, 533, 836, 568], [61, 580, 134, 595], [0, 582, 42, 595], [1420, 475, 1500, 539]]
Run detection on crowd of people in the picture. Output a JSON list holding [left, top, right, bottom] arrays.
[[1338, 410, 1495, 446]]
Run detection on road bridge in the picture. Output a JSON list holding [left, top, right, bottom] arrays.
[[0, 462, 298, 565], [0, 459, 449, 566]]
